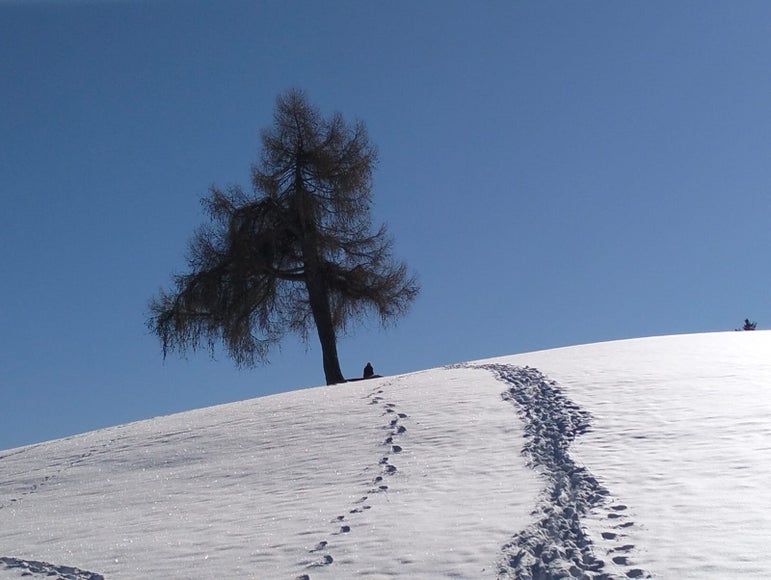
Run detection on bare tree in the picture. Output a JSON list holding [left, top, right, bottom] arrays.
[[148, 90, 419, 384]]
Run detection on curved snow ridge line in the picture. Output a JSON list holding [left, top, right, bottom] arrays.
[[476, 364, 652, 580], [0, 556, 104, 580], [297, 382, 407, 579]]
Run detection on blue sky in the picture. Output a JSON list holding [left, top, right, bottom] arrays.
[[2, 0, 769, 450]]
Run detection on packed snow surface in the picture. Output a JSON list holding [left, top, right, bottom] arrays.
[[1, 331, 770, 579]]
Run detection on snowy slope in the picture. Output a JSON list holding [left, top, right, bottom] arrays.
[[1, 331, 769, 579], [497, 331, 771, 578]]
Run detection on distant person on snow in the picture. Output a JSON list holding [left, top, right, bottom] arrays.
[[743, 319, 757, 331], [363, 362, 374, 379]]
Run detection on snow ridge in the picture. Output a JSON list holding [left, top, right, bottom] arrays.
[[477, 364, 651, 580], [0, 556, 104, 580]]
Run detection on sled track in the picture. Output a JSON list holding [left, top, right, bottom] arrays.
[[476, 364, 652, 580]]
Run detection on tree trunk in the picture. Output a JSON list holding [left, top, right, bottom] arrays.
[[305, 272, 346, 385], [294, 161, 345, 385]]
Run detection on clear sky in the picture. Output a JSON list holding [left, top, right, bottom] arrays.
[[2, 0, 769, 450]]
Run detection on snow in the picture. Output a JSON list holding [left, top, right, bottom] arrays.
[[1, 330, 770, 579], [496, 331, 771, 578], [0, 367, 540, 579]]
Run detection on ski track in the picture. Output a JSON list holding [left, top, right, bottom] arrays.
[[296, 381, 408, 579], [474, 364, 653, 580]]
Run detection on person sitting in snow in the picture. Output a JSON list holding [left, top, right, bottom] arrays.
[[363, 362, 374, 379], [743, 319, 757, 331]]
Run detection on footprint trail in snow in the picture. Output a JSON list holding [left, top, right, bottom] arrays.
[[477, 364, 652, 580], [0, 556, 104, 580], [298, 382, 409, 578]]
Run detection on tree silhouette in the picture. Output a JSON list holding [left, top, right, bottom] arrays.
[[148, 90, 419, 384]]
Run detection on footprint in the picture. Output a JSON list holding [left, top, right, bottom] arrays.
[[317, 555, 333, 566], [392, 445, 402, 453], [309, 541, 327, 553]]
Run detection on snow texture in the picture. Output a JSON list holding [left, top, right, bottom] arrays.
[[495, 330, 771, 578], [0, 367, 540, 579], [1, 330, 770, 579]]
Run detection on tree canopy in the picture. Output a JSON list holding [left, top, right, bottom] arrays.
[[148, 90, 419, 384]]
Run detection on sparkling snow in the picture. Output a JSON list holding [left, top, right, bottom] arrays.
[[1, 331, 770, 578], [0, 367, 540, 579], [496, 330, 771, 578]]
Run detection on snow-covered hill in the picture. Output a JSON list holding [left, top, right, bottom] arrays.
[[1, 331, 769, 579]]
